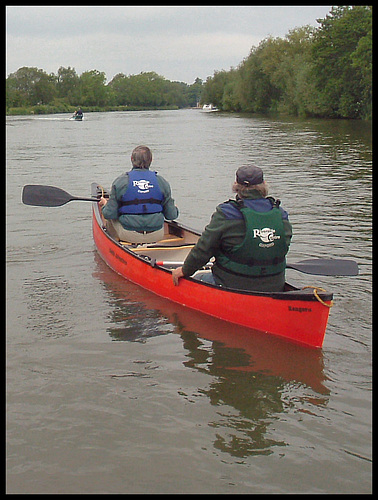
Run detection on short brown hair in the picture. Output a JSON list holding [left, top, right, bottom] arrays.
[[131, 145, 152, 169]]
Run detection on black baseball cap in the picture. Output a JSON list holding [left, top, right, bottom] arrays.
[[236, 165, 264, 186]]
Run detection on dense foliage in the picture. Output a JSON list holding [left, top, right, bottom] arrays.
[[202, 6, 372, 119], [6, 67, 204, 115], [6, 6, 371, 119]]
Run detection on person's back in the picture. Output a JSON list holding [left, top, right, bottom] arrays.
[[99, 145, 179, 243], [172, 165, 292, 292], [208, 194, 291, 291]]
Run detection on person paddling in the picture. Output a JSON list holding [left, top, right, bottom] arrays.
[[172, 165, 292, 292], [73, 107, 83, 119], [99, 145, 179, 243]]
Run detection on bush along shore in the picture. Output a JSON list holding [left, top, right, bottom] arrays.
[[6, 103, 180, 116]]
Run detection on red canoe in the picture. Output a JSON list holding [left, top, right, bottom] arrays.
[[91, 183, 333, 348]]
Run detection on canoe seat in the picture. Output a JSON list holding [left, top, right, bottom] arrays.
[[132, 243, 195, 263], [156, 236, 185, 245], [119, 233, 186, 247]]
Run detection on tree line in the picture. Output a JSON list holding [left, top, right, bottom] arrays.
[[6, 67, 204, 115], [6, 6, 371, 119], [201, 6, 372, 119]]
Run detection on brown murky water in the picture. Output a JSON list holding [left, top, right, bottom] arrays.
[[6, 110, 372, 493]]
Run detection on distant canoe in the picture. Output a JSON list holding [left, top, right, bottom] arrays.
[[70, 113, 83, 121]]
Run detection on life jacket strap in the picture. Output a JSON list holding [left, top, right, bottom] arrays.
[[120, 197, 164, 206]]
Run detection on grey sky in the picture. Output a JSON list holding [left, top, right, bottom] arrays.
[[6, 5, 333, 84]]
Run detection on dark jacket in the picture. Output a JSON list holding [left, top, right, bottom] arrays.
[[182, 191, 292, 292]]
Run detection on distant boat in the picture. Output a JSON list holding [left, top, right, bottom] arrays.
[[71, 108, 84, 121], [202, 104, 219, 112]]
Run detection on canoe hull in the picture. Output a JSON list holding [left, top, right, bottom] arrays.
[[91, 185, 332, 348]]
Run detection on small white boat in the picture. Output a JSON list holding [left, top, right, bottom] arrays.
[[202, 104, 219, 112]]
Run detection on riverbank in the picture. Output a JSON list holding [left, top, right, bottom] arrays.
[[6, 103, 180, 116]]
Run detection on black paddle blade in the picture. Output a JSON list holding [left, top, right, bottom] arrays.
[[22, 185, 74, 207], [287, 258, 359, 276], [22, 185, 98, 207]]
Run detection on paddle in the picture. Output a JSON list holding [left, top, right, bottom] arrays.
[[22, 185, 99, 207], [156, 258, 359, 276], [21, 184, 359, 277], [286, 259, 358, 276]]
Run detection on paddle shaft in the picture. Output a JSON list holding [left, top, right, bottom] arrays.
[[69, 196, 98, 202], [156, 258, 358, 276]]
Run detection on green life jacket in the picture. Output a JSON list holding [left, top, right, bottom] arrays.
[[216, 200, 289, 277]]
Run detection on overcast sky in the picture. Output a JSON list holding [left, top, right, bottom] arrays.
[[6, 5, 333, 84]]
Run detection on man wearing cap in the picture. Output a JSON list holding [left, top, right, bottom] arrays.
[[99, 145, 179, 243], [172, 165, 292, 292]]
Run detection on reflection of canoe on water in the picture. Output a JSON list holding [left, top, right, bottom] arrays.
[[93, 252, 330, 395], [91, 183, 334, 348]]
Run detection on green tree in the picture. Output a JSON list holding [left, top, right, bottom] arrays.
[[108, 73, 129, 105], [6, 77, 27, 108], [350, 10, 372, 119], [311, 5, 372, 118], [56, 66, 80, 104], [201, 70, 233, 109], [6, 67, 56, 106], [236, 43, 281, 113], [185, 77, 203, 107], [79, 69, 108, 107], [108, 71, 190, 108], [33, 72, 56, 104], [164, 80, 189, 107], [235, 29, 315, 116], [271, 26, 316, 116], [221, 69, 242, 111]]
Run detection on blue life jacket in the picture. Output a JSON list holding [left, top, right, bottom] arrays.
[[119, 170, 164, 215]]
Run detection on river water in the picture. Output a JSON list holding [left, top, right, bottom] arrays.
[[6, 110, 372, 493]]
